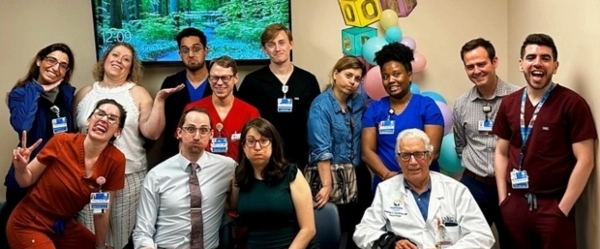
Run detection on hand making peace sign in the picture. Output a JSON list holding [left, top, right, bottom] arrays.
[[12, 131, 42, 171]]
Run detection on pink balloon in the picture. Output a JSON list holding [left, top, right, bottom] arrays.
[[363, 66, 388, 100], [411, 51, 427, 73], [400, 36, 416, 50], [435, 101, 453, 135]]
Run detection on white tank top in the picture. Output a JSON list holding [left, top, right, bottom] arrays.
[[76, 82, 147, 174]]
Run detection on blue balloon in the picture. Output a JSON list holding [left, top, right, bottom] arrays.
[[420, 91, 447, 104], [409, 82, 420, 94], [362, 37, 388, 65], [438, 133, 463, 175], [385, 26, 403, 43]]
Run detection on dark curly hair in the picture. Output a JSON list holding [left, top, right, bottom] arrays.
[[235, 118, 288, 190], [374, 42, 414, 73]]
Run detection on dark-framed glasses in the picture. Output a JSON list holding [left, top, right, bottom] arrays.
[[44, 56, 70, 72], [93, 109, 120, 125], [397, 151, 429, 161], [182, 126, 211, 136], [244, 138, 271, 148]]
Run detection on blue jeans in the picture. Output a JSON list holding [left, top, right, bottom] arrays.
[[461, 173, 511, 248]]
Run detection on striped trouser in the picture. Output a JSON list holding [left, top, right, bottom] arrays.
[[76, 171, 146, 249]]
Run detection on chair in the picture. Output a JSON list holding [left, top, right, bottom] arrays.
[[314, 202, 342, 249]]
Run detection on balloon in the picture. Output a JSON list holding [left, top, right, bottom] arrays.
[[379, 9, 399, 30], [420, 91, 447, 104], [438, 133, 463, 175], [363, 66, 388, 100], [411, 51, 427, 73], [435, 101, 453, 135], [362, 37, 388, 65], [409, 82, 420, 94], [385, 26, 403, 43], [400, 36, 416, 50]]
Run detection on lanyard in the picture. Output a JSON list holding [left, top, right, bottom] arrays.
[[519, 83, 555, 168]]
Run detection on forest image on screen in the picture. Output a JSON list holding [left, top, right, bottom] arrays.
[[93, 0, 290, 63]]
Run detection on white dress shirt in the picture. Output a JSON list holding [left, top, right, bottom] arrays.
[[353, 172, 495, 249], [133, 152, 236, 249]]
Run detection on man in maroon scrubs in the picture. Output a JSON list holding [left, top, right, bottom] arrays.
[[493, 33, 597, 249]]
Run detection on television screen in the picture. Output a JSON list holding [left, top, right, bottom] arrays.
[[91, 0, 291, 65]]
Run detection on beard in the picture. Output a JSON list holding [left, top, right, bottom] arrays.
[[185, 60, 204, 72]]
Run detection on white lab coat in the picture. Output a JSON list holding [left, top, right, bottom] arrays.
[[353, 172, 495, 249]]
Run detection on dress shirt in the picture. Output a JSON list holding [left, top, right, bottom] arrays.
[[133, 152, 236, 249], [452, 78, 520, 176]]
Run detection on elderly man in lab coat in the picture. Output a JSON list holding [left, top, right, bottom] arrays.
[[353, 129, 495, 249]]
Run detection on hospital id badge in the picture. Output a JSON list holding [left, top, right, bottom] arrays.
[[277, 98, 293, 113], [478, 120, 493, 135], [378, 120, 395, 135], [510, 169, 529, 189], [90, 192, 110, 214], [52, 117, 68, 134], [211, 137, 228, 153]]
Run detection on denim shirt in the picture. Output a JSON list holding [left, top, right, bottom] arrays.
[[307, 88, 366, 166]]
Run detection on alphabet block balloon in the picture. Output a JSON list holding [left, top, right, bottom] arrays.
[[338, 0, 383, 27], [341, 27, 378, 56], [379, 0, 417, 17]]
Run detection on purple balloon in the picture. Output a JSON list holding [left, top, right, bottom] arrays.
[[400, 36, 416, 50], [435, 101, 453, 135]]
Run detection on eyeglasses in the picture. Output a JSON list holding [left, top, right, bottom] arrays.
[[244, 138, 271, 148], [44, 56, 70, 72], [208, 75, 234, 84], [93, 109, 120, 125], [179, 45, 204, 55], [397, 151, 429, 161], [182, 126, 211, 136]]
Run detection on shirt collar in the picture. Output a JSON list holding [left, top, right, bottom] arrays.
[[468, 77, 514, 102], [326, 87, 356, 114], [177, 152, 210, 172], [403, 178, 432, 193]]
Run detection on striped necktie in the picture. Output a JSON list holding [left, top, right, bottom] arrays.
[[189, 163, 204, 249]]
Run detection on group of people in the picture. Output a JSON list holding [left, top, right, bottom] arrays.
[[0, 20, 595, 249]]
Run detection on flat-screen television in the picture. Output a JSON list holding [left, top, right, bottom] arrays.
[[91, 0, 291, 65]]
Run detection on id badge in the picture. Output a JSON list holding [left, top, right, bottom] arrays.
[[378, 120, 395, 135], [510, 169, 529, 189], [277, 98, 293, 113], [90, 192, 110, 214], [231, 133, 241, 141], [52, 117, 68, 134], [477, 120, 493, 135], [211, 137, 228, 153]]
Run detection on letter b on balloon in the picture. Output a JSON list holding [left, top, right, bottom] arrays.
[[339, 0, 383, 27]]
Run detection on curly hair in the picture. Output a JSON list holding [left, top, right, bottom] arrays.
[[235, 118, 288, 190], [93, 42, 143, 83], [374, 42, 414, 73]]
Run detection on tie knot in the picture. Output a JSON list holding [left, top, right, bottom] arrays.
[[190, 163, 199, 172]]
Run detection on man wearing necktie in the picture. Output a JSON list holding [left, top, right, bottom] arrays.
[[133, 107, 236, 249]]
